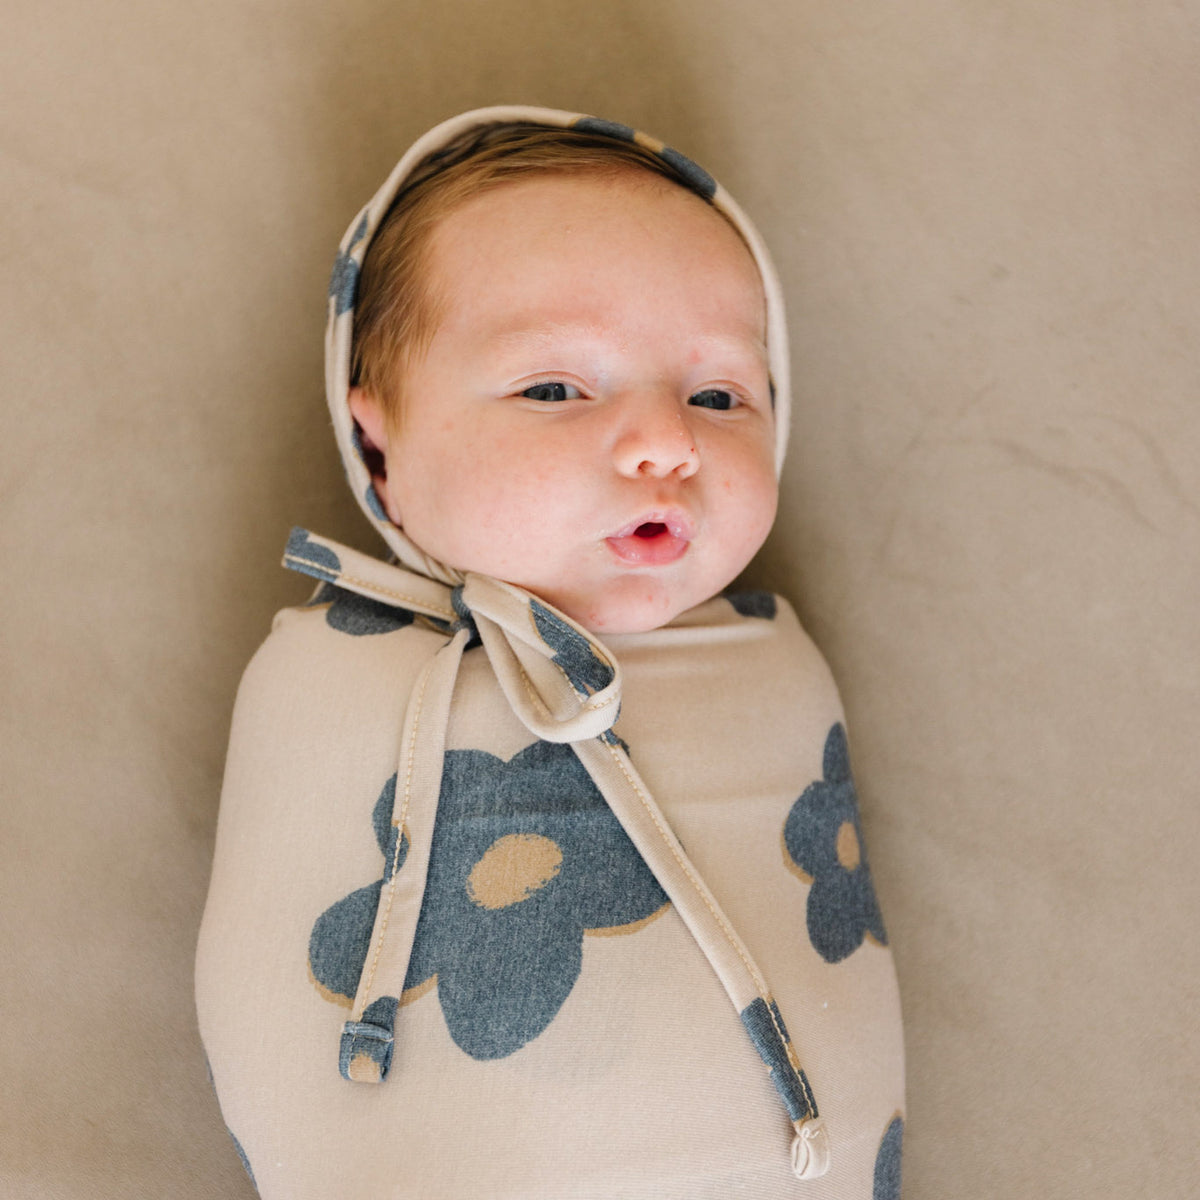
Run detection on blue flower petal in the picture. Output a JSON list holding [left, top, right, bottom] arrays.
[[657, 145, 717, 199], [726, 590, 778, 620], [370, 776, 410, 880], [740, 996, 819, 1122], [364, 483, 389, 522], [873, 1115, 904, 1200], [572, 117, 637, 143], [310, 880, 383, 1003], [309, 777, 410, 1003], [436, 903, 583, 1058], [284, 528, 342, 583], [328, 252, 359, 316], [531, 600, 614, 694], [570, 119, 715, 198], [228, 1129, 257, 1187], [308, 582, 415, 637], [328, 215, 369, 316]]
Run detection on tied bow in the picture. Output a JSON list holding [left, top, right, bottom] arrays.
[[459, 576, 623, 745]]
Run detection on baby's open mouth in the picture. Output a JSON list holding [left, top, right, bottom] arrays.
[[633, 522, 668, 539], [606, 514, 692, 566]]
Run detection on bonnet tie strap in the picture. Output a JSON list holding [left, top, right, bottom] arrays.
[[284, 528, 829, 1178], [339, 624, 470, 1082]]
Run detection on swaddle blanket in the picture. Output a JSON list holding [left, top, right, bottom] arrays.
[[196, 107, 904, 1199]]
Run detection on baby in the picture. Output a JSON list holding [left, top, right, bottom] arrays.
[[196, 107, 904, 1199]]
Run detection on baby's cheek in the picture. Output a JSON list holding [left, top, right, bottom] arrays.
[[717, 469, 777, 566], [464, 499, 563, 581]]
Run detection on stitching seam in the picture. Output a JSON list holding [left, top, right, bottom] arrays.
[[338, 572, 454, 618], [517, 607, 615, 713], [512, 654, 616, 720], [283, 555, 454, 619], [356, 647, 436, 1008], [763, 997, 811, 1113]]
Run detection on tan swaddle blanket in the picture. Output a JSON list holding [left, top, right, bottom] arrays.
[[195, 106, 904, 1199]]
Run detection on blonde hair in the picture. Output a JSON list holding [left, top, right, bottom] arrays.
[[350, 124, 728, 419]]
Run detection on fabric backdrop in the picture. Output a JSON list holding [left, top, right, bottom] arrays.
[[2, 2, 1196, 1196]]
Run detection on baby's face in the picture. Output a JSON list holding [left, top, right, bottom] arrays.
[[355, 170, 778, 634]]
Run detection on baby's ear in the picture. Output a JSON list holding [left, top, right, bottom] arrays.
[[347, 387, 401, 524]]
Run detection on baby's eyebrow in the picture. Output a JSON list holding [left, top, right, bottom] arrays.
[[482, 321, 611, 352], [685, 332, 770, 367], [485, 323, 768, 364]]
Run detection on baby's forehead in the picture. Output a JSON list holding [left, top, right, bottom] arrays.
[[435, 165, 746, 247], [427, 169, 763, 291], [423, 173, 767, 352]]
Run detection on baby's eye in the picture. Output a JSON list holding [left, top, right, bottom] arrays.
[[520, 381, 582, 403], [689, 388, 739, 411]]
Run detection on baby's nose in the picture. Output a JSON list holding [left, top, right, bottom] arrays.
[[611, 393, 700, 479]]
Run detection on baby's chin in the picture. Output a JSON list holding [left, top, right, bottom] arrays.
[[538, 578, 706, 636]]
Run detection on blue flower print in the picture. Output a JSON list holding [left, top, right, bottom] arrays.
[[309, 741, 668, 1061], [572, 116, 639, 143], [329, 213, 368, 316], [228, 1129, 257, 1188], [530, 599, 615, 695], [725, 590, 777, 620], [571, 117, 717, 199], [783, 723, 887, 963], [530, 599, 623, 743], [204, 1052, 259, 1188], [306, 581, 415, 637], [309, 776, 410, 1005], [873, 1115, 904, 1200], [655, 145, 717, 200], [740, 996, 818, 1123], [284, 527, 341, 583], [364, 481, 388, 522], [340, 995, 400, 1083]]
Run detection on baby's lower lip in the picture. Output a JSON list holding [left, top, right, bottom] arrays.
[[605, 522, 690, 565]]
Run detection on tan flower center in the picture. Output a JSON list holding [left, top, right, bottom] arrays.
[[466, 833, 564, 909], [835, 820, 861, 871]]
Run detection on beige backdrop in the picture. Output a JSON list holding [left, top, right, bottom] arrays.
[[2, 2, 1197, 1196]]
